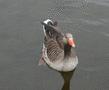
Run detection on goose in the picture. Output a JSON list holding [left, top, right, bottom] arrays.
[[39, 19, 78, 72]]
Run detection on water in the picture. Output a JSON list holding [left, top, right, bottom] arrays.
[[0, 0, 109, 90]]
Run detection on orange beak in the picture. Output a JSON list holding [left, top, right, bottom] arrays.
[[68, 38, 76, 48]]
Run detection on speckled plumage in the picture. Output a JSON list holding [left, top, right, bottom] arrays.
[[39, 19, 78, 72]]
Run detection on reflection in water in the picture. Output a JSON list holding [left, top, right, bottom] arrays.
[[59, 69, 76, 90]]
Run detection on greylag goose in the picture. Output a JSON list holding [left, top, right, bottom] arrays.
[[39, 19, 78, 72]]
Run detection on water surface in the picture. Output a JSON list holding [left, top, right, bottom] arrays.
[[0, 0, 109, 90]]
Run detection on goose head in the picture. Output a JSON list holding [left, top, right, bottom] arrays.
[[63, 33, 76, 48]]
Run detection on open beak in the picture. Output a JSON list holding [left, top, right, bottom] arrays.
[[68, 38, 76, 48]]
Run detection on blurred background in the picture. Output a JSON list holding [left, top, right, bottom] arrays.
[[0, 0, 109, 90]]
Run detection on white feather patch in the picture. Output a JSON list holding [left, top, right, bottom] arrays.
[[43, 19, 53, 24], [42, 19, 53, 37]]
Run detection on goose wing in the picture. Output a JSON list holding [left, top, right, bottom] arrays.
[[44, 39, 64, 62], [41, 19, 65, 62], [41, 20, 65, 49]]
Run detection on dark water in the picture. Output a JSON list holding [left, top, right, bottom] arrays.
[[0, 0, 109, 90]]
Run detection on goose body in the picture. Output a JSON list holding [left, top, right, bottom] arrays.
[[39, 19, 78, 72]]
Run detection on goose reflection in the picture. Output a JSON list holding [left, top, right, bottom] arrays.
[[59, 69, 76, 90]]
